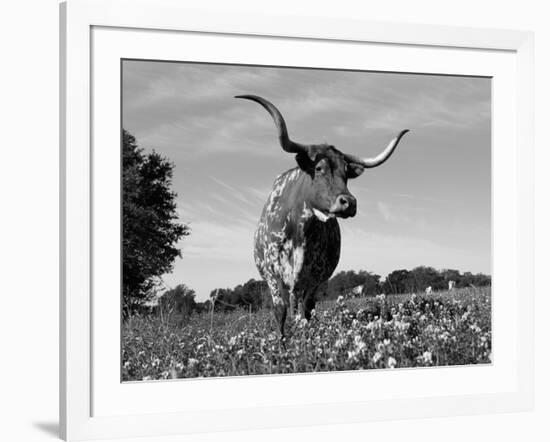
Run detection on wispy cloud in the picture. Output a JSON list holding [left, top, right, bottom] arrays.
[[124, 61, 490, 160]]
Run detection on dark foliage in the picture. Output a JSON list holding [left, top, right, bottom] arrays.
[[122, 129, 189, 316], [158, 284, 196, 319], [382, 266, 491, 294], [382, 269, 414, 294], [209, 279, 271, 312], [323, 270, 381, 300]]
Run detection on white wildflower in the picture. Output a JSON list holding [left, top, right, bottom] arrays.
[[422, 351, 433, 364]]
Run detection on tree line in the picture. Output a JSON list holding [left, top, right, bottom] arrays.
[[153, 266, 491, 319]]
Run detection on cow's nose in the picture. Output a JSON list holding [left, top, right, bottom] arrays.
[[334, 194, 357, 217]]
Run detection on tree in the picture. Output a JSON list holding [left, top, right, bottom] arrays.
[[408, 266, 444, 292], [325, 270, 381, 299], [122, 129, 189, 316], [457, 272, 491, 288], [241, 279, 270, 310], [382, 269, 412, 294], [358, 271, 381, 296], [159, 284, 196, 320], [441, 268, 461, 284], [208, 279, 270, 312]]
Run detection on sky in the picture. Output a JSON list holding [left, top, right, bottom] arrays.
[[122, 60, 491, 301]]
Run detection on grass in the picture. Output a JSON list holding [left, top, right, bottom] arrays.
[[122, 286, 491, 381]]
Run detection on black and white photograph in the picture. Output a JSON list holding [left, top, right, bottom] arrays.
[[121, 60, 492, 381], [3, 0, 547, 440]]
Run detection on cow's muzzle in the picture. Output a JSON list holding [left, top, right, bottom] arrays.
[[331, 194, 357, 218]]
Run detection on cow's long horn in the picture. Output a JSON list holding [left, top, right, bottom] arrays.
[[344, 129, 409, 168], [235, 95, 307, 154]]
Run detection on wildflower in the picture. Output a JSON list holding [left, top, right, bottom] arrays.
[[422, 351, 433, 364], [354, 335, 366, 352], [469, 324, 482, 333], [334, 338, 345, 349], [394, 320, 409, 332], [373, 352, 382, 363], [228, 336, 237, 346], [387, 357, 397, 369]]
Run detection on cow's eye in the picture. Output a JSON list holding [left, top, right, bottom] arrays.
[[315, 164, 324, 173]]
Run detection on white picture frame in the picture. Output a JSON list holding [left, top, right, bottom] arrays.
[[60, 0, 534, 440]]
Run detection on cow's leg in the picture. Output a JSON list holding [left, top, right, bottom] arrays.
[[288, 291, 296, 319], [304, 294, 316, 320], [304, 283, 323, 320], [273, 297, 287, 337], [271, 279, 289, 337], [297, 298, 305, 319], [295, 291, 305, 319]]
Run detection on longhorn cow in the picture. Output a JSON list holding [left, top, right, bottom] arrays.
[[237, 95, 408, 336]]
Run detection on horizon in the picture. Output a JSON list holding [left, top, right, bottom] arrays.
[[122, 60, 491, 302]]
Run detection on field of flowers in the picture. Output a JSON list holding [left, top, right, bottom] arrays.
[[122, 287, 491, 381]]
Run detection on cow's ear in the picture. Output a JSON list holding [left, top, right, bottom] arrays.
[[347, 163, 365, 179], [295, 152, 315, 174]]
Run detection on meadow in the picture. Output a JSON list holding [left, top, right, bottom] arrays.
[[121, 287, 491, 381]]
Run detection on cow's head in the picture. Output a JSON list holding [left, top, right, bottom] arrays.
[[236, 95, 408, 220]]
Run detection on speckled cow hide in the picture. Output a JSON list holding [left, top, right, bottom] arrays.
[[254, 168, 341, 334]]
